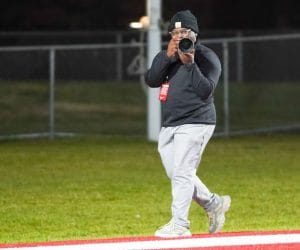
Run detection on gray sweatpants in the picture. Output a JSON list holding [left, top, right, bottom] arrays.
[[158, 124, 219, 228]]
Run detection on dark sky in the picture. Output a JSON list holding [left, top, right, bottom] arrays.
[[0, 0, 299, 31]]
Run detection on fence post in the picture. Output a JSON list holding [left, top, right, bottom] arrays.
[[147, 0, 161, 141], [49, 48, 55, 139], [236, 31, 243, 82], [222, 41, 230, 136], [116, 33, 122, 81]]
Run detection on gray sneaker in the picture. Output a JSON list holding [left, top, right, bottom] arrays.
[[155, 222, 192, 238], [207, 195, 231, 233]]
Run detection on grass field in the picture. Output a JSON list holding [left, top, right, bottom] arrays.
[[0, 133, 299, 244], [0, 80, 299, 136]]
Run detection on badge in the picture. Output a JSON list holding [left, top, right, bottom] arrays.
[[159, 81, 170, 102]]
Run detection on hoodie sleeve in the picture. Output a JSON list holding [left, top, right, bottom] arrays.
[[187, 48, 222, 100], [144, 51, 173, 88]]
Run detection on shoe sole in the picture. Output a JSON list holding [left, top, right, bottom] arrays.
[[155, 231, 192, 238], [210, 195, 231, 233]]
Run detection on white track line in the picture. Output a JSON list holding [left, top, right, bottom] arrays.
[[1, 233, 299, 250]]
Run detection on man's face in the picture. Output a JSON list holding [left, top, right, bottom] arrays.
[[169, 28, 191, 40], [169, 28, 197, 42]]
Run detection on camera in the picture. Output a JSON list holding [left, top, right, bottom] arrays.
[[178, 38, 194, 53]]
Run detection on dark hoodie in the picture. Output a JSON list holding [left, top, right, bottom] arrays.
[[145, 43, 221, 127]]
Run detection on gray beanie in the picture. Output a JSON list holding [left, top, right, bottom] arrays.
[[168, 10, 199, 34]]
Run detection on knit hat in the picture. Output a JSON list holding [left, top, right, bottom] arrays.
[[168, 10, 199, 34]]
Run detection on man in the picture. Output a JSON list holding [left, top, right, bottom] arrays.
[[145, 10, 231, 238]]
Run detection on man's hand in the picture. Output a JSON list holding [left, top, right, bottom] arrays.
[[178, 50, 195, 65], [167, 37, 195, 64], [167, 39, 179, 58]]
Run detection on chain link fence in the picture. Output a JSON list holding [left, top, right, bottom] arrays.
[[0, 33, 299, 139]]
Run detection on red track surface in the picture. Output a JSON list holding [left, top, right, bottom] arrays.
[[0, 230, 299, 249]]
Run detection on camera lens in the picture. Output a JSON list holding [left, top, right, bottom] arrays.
[[179, 38, 194, 53]]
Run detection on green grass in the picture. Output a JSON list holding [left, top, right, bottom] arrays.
[[218, 82, 300, 130], [0, 133, 299, 244], [0, 80, 147, 135], [0, 80, 299, 136]]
